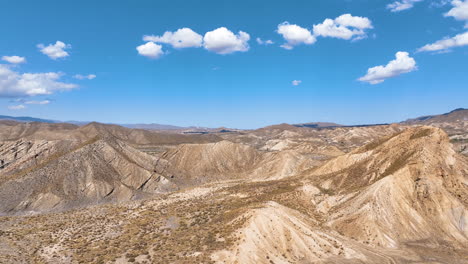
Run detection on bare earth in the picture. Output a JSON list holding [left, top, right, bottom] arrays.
[[0, 109, 467, 263]]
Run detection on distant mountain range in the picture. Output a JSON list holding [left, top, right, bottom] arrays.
[[401, 108, 467, 124], [0, 115, 57, 123], [293, 122, 342, 128], [0, 115, 202, 131], [0, 108, 466, 130], [121, 123, 189, 130]]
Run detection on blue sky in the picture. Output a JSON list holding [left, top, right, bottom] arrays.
[[0, 0, 467, 128]]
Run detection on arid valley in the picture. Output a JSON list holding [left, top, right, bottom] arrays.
[[0, 109, 467, 263]]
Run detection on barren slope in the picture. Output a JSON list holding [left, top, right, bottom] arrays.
[[0, 121, 222, 146], [403, 108, 468, 155], [161, 140, 318, 184], [308, 127, 468, 248], [0, 136, 177, 214]]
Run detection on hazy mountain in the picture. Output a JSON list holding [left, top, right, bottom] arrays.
[[0, 115, 228, 132], [294, 122, 343, 128], [2, 107, 467, 131], [0, 115, 57, 123], [403, 108, 468, 125], [121, 123, 187, 130]]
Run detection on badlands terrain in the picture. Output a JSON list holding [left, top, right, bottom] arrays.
[[0, 109, 467, 263]]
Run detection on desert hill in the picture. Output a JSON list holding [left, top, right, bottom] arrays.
[[403, 108, 468, 155], [0, 121, 78, 141], [0, 121, 222, 145], [76, 122, 222, 146], [161, 140, 318, 185], [0, 136, 178, 214], [308, 127, 468, 248]]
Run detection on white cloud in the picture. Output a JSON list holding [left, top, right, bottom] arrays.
[[37, 41, 71, 59], [25, 100, 50, 105], [74, 74, 96, 80], [292, 80, 302, 86], [313, 14, 373, 40], [445, 0, 468, 21], [8, 104, 25, 110], [143, 28, 203, 48], [277, 22, 316, 50], [136, 42, 164, 59], [334, 14, 373, 29], [387, 0, 423, 12], [430, 0, 451, 8], [2, 56, 26, 64], [358, 51, 417, 84], [256, 38, 274, 45], [0, 64, 77, 97], [203, 27, 250, 54], [418, 31, 468, 51]]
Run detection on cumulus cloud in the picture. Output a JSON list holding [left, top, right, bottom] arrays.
[[143, 28, 203, 48], [8, 104, 25, 110], [0, 64, 77, 97], [25, 100, 50, 105], [387, 0, 423, 12], [2, 56, 26, 64], [358, 51, 417, 84], [445, 0, 468, 21], [74, 74, 96, 80], [292, 80, 302, 86], [136, 42, 164, 59], [277, 22, 316, 50], [256, 38, 274, 45], [37, 41, 71, 59], [313, 14, 373, 40], [418, 31, 468, 52], [334, 14, 373, 29], [203, 27, 250, 54]]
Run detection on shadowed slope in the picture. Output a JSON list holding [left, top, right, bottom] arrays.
[[0, 136, 177, 214]]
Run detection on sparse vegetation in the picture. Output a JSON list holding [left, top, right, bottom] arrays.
[[410, 128, 433, 140], [381, 150, 415, 177]]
